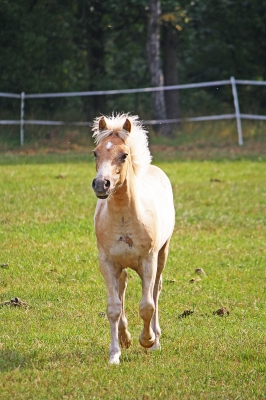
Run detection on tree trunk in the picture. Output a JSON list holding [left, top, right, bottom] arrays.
[[85, 1, 107, 119], [162, 23, 180, 128], [146, 0, 171, 136]]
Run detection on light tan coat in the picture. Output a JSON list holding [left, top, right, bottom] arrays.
[[92, 114, 175, 364]]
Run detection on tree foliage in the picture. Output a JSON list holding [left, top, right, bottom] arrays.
[[1, 0, 266, 118]]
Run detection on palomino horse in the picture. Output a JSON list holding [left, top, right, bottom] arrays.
[[91, 114, 175, 364]]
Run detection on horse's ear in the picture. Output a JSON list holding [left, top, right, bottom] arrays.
[[99, 116, 107, 131], [123, 118, 131, 133]]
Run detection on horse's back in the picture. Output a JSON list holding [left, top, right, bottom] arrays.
[[146, 164, 173, 192], [144, 164, 174, 203], [140, 164, 175, 245]]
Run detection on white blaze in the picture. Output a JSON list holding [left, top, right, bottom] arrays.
[[106, 142, 112, 150]]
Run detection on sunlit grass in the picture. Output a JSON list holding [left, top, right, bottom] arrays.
[[0, 157, 265, 399]]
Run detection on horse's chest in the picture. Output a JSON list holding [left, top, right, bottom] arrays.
[[95, 213, 154, 266]]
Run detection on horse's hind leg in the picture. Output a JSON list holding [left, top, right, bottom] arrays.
[[138, 256, 157, 349], [148, 274, 162, 351], [149, 240, 170, 352], [118, 269, 132, 349]]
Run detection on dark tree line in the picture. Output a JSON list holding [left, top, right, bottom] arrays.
[[1, 0, 266, 131]]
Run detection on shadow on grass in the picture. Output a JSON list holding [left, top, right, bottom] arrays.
[[1, 119, 266, 164], [0, 152, 93, 165], [0, 350, 29, 372], [1, 144, 266, 166]]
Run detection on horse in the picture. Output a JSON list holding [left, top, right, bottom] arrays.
[[91, 114, 175, 364]]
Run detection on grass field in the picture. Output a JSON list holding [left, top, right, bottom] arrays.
[[0, 153, 265, 399]]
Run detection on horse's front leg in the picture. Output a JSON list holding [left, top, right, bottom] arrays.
[[118, 269, 132, 349], [138, 256, 157, 349], [99, 257, 122, 364]]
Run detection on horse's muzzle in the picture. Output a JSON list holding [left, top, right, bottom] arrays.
[[92, 178, 111, 199]]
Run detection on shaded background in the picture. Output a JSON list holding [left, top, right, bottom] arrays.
[[1, 0, 266, 146]]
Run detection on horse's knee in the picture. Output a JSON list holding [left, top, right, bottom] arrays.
[[107, 301, 122, 322], [139, 299, 155, 321]]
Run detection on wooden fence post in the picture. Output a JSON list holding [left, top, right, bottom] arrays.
[[231, 77, 243, 145], [20, 92, 25, 146]]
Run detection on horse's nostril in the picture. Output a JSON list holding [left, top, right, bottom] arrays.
[[92, 178, 110, 193], [104, 180, 110, 190]]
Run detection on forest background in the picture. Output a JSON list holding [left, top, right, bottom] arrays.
[[1, 0, 266, 139]]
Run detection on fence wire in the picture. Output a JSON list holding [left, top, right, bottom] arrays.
[[1, 77, 266, 146]]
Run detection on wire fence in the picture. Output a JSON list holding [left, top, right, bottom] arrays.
[[1, 76, 266, 146]]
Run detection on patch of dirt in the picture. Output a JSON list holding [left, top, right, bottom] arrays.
[[178, 307, 230, 319], [178, 309, 194, 319], [98, 312, 106, 318], [213, 307, 230, 316], [189, 278, 201, 283], [1, 297, 29, 308], [210, 178, 223, 182], [195, 268, 206, 275], [165, 279, 177, 284]]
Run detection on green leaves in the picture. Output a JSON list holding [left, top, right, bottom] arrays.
[[1, 0, 266, 119]]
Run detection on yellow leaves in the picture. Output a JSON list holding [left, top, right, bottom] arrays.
[[161, 13, 177, 24], [161, 9, 191, 29]]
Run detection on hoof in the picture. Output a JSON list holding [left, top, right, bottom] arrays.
[[109, 359, 120, 365], [139, 333, 156, 349], [147, 339, 161, 352], [119, 330, 132, 349], [109, 355, 120, 365]]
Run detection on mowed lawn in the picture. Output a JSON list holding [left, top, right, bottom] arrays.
[[0, 156, 265, 399]]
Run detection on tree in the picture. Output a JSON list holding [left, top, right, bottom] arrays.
[[0, 0, 86, 94], [74, 0, 108, 118], [146, 0, 170, 135], [161, 2, 183, 125], [177, 0, 266, 112], [1, 0, 266, 122]]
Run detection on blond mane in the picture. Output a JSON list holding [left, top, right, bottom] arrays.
[[92, 113, 152, 175]]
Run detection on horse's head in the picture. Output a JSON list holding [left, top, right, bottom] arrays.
[[92, 117, 131, 199]]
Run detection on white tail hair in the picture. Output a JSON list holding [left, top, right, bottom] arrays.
[[92, 113, 152, 175]]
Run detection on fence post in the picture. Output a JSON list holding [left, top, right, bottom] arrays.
[[230, 76, 243, 145], [20, 92, 25, 146]]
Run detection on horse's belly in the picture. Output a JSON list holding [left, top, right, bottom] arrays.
[[109, 246, 140, 269]]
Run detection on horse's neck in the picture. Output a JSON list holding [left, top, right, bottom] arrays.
[[108, 169, 138, 212]]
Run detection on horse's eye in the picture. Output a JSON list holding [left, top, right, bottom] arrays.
[[92, 151, 97, 158], [122, 153, 128, 161]]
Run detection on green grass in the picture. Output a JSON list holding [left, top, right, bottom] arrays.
[[0, 155, 265, 399]]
